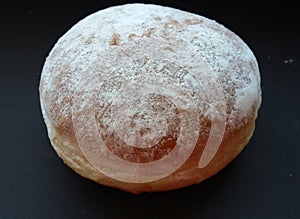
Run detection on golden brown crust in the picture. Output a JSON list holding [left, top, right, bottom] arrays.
[[47, 114, 256, 194]]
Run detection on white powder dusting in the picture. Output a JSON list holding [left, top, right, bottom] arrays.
[[39, 4, 261, 174]]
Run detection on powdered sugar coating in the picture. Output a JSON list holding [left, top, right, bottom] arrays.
[[40, 3, 260, 126], [39, 4, 261, 183]]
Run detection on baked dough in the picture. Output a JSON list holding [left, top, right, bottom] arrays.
[[39, 4, 261, 193]]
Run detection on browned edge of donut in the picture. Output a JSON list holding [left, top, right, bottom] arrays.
[[48, 113, 256, 194]]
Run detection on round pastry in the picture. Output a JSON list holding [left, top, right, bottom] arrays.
[[39, 3, 261, 193]]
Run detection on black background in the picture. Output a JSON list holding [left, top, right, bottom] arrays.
[[0, 1, 299, 218]]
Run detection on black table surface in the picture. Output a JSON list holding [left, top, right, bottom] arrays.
[[1, 1, 299, 218]]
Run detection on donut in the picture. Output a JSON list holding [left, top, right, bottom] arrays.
[[39, 4, 262, 193]]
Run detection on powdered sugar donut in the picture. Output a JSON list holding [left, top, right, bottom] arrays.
[[39, 3, 261, 193]]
